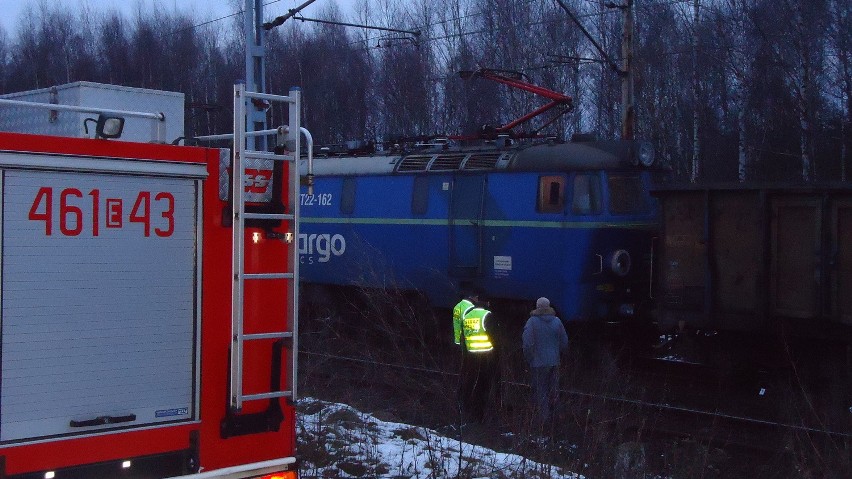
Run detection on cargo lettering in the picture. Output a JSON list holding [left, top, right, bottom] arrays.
[[298, 233, 345, 263], [28, 187, 175, 237]]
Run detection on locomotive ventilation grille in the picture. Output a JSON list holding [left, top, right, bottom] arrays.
[[429, 154, 466, 170], [396, 154, 432, 172], [464, 152, 502, 169], [396, 152, 505, 172]]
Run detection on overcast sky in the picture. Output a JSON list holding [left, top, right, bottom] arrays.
[[0, 0, 358, 37]]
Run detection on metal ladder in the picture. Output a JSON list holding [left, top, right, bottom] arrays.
[[230, 82, 301, 412]]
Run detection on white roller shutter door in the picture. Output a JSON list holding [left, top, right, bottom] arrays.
[[0, 160, 202, 443]]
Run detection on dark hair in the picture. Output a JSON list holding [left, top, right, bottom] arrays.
[[459, 282, 485, 300]]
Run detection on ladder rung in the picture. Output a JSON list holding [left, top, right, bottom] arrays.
[[243, 150, 295, 162], [243, 90, 297, 104], [243, 272, 294, 280], [242, 332, 293, 341], [243, 212, 294, 221], [242, 390, 293, 402]]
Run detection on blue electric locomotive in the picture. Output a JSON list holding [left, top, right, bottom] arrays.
[[297, 137, 662, 325]]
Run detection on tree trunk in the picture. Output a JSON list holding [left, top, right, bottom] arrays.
[[690, 0, 700, 183], [737, 86, 747, 182]]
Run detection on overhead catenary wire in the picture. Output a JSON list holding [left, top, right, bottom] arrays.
[[292, 15, 421, 37], [356, 0, 761, 57], [163, 0, 646, 66], [346, 2, 726, 60], [167, 0, 776, 60], [343, 3, 619, 49], [169, 0, 283, 34], [338, 4, 792, 75], [555, 0, 623, 74]]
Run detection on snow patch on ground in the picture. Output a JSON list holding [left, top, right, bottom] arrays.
[[297, 397, 583, 478]]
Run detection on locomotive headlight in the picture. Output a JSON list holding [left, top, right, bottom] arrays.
[[637, 141, 655, 167], [610, 249, 632, 277]]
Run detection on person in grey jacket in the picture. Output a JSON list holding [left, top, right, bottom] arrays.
[[522, 297, 569, 426]]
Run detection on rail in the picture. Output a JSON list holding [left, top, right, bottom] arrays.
[[300, 349, 852, 439]]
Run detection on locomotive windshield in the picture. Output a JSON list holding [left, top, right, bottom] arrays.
[[608, 174, 649, 215], [572, 173, 602, 215]]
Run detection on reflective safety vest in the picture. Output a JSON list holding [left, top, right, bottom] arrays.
[[453, 299, 475, 345], [459, 307, 494, 353]]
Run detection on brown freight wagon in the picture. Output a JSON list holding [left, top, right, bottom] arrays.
[[653, 184, 852, 342], [652, 184, 852, 436]]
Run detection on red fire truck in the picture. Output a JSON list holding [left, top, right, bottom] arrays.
[[0, 83, 304, 478]]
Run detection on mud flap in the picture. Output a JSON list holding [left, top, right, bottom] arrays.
[[221, 339, 286, 438]]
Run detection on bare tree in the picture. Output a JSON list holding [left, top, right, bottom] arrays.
[[266, 4, 372, 144], [771, 0, 829, 182], [429, 0, 480, 135], [0, 0, 846, 184], [0, 26, 9, 93], [711, 0, 758, 182], [633, 1, 691, 177], [97, 13, 132, 85], [828, 0, 851, 181], [591, 1, 621, 139], [362, 0, 433, 139], [7, 2, 90, 90]]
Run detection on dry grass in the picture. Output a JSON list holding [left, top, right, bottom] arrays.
[[298, 280, 852, 478]]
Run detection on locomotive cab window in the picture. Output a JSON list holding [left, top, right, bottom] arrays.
[[537, 175, 566, 213], [341, 177, 356, 214], [572, 173, 602, 215], [608, 174, 647, 215]]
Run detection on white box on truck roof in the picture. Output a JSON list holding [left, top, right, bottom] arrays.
[[0, 81, 184, 143]]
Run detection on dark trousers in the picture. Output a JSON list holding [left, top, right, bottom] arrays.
[[530, 365, 559, 426], [458, 350, 496, 423]]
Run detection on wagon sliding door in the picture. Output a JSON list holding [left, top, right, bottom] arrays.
[[831, 197, 852, 324], [710, 191, 763, 330], [0, 162, 202, 443], [449, 175, 485, 278], [658, 192, 708, 328], [770, 197, 821, 319]]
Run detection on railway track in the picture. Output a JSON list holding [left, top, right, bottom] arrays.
[[297, 313, 851, 476], [297, 348, 852, 445]]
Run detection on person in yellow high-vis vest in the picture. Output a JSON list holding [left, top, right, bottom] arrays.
[[453, 291, 497, 423], [453, 295, 476, 347], [460, 307, 494, 352]]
